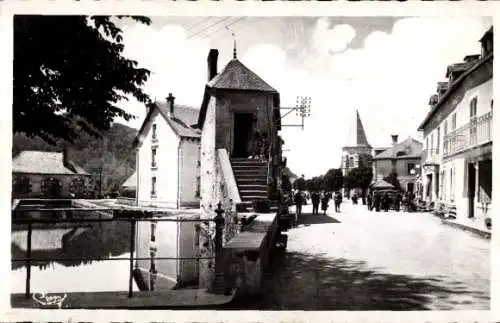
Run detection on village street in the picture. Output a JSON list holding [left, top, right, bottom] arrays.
[[228, 200, 490, 311]]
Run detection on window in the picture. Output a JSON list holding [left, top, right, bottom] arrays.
[[151, 148, 157, 168], [470, 97, 478, 118], [407, 163, 415, 176], [426, 137, 429, 150], [451, 113, 457, 130], [450, 168, 454, 201], [491, 99, 494, 110], [151, 177, 157, 197], [430, 133, 434, 152], [436, 127, 440, 154], [152, 124, 157, 140]]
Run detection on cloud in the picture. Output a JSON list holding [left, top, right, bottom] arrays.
[[311, 19, 356, 54], [117, 17, 491, 177]]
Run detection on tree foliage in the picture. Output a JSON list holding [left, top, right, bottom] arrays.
[[14, 15, 153, 144], [323, 168, 343, 192], [293, 176, 306, 191], [345, 166, 373, 190]]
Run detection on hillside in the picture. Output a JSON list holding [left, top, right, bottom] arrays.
[[13, 122, 138, 194]]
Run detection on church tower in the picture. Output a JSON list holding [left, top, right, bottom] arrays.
[[341, 110, 373, 177]]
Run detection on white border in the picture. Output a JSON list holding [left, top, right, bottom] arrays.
[[1, 1, 499, 322]]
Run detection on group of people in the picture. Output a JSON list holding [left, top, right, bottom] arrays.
[[293, 189, 344, 216], [248, 131, 270, 161], [366, 190, 416, 212]]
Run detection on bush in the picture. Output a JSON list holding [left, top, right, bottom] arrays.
[[252, 199, 271, 213]]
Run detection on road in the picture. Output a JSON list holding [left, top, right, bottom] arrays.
[[229, 200, 491, 310]]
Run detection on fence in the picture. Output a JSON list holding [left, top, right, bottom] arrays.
[[11, 203, 228, 299]]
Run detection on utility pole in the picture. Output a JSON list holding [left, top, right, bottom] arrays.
[[278, 96, 312, 130]]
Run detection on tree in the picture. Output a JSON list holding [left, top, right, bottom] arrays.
[[293, 175, 306, 191], [14, 15, 154, 144], [323, 168, 343, 192], [345, 166, 373, 202], [383, 171, 402, 191]]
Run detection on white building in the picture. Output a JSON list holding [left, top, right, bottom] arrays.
[[133, 94, 201, 209], [418, 26, 493, 229]]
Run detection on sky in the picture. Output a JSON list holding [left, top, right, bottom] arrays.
[[114, 16, 492, 178]]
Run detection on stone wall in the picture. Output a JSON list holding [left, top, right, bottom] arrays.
[[12, 173, 91, 199]]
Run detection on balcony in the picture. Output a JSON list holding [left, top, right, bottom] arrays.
[[421, 148, 440, 166], [443, 111, 493, 157]]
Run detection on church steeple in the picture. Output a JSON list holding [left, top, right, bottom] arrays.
[[344, 109, 371, 148]]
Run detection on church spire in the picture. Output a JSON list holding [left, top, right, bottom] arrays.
[[343, 109, 371, 148]]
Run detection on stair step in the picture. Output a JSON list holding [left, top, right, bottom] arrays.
[[236, 178, 267, 183], [237, 184, 268, 190], [240, 190, 268, 195], [233, 168, 267, 173]]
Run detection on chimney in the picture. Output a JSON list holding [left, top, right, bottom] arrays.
[[391, 134, 398, 145], [207, 49, 219, 82], [166, 93, 175, 118]]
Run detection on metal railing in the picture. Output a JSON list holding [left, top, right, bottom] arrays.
[[11, 205, 227, 299], [443, 111, 493, 157]]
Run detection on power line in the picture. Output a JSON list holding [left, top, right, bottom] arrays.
[[187, 17, 233, 39], [184, 17, 216, 35], [201, 17, 246, 40]]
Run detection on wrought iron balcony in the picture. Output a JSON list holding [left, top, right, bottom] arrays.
[[443, 110, 493, 157]]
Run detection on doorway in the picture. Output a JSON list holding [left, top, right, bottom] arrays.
[[407, 182, 414, 193], [467, 162, 476, 218], [233, 113, 254, 158]]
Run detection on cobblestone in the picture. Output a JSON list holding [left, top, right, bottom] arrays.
[[228, 201, 490, 310]]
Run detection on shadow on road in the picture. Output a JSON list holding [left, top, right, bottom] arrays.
[[228, 252, 489, 311], [297, 213, 341, 226]]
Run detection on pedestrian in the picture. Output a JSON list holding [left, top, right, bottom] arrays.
[[383, 193, 390, 212], [294, 190, 303, 225], [321, 192, 329, 215], [334, 191, 342, 212], [311, 190, 320, 215], [367, 192, 373, 211], [395, 192, 402, 212], [373, 191, 381, 212]]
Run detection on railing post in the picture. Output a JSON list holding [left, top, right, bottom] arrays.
[[214, 201, 225, 256], [25, 221, 32, 298], [128, 217, 136, 298]]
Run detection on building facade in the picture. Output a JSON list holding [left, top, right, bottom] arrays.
[[372, 135, 423, 193], [12, 150, 90, 199], [418, 26, 493, 228], [134, 95, 201, 209]]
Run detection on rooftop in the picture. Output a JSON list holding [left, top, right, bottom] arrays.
[[12, 151, 88, 175], [373, 137, 423, 160]]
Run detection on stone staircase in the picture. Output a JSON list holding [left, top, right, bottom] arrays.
[[231, 158, 272, 211]]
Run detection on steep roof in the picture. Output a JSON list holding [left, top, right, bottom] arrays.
[[121, 171, 137, 189], [133, 102, 201, 148], [418, 52, 493, 131], [343, 110, 371, 148], [198, 56, 281, 129], [207, 59, 277, 92], [373, 137, 423, 160], [12, 151, 88, 175]]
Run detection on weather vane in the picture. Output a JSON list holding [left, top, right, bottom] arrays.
[[225, 26, 237, 59]]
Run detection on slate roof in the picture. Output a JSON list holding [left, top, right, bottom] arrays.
[[156, 102, 201, 139], [370, 179, 395, 189], [12, 151, 89, 175], [445, 61, 477, 78], [343, 110, 371, 148], [480, 26, 493, 42], [373, 137, 423, 160], [207, 59, 277, 92], [122, 171, 137, 188]]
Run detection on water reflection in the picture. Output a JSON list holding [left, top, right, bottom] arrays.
[[11, 220, 132, 270]]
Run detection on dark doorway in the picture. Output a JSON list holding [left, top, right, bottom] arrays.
[[426, 174, 432, 198], [233, 113, 254, 158], [467, 163, 476, 218], [407, 182, 414, 193]]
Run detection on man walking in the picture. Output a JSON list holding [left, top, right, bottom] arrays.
[[334, 191, 342, 213], [367, 191, 373, 211], [294, 190, 303, 225], [311, 190, 320, 215]]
